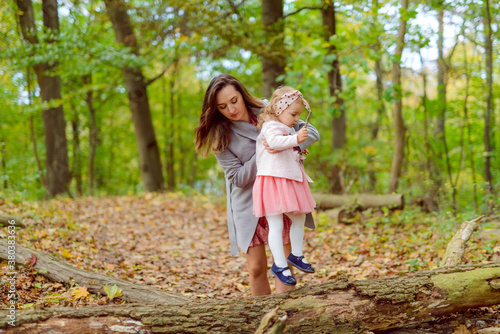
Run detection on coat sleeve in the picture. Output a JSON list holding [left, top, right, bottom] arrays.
[[294, 120, 320, 151], [215, 149, 257, 189], [262, 124, 299, 150]]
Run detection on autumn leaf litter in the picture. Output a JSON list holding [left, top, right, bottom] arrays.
[[1, 192, 498, 309]]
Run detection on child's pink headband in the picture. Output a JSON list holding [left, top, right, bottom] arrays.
[[275, 90, 311, 116]]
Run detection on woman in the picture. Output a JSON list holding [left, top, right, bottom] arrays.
[[195, 74, 318, 296]]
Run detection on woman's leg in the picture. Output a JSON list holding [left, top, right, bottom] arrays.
[[275, 243, 295, 293], [245, 244, 271, 296], [286, 213, 306, 256]]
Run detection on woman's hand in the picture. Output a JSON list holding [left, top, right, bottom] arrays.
[[297, 127, 308, 144], [263, 139, 283, 154]]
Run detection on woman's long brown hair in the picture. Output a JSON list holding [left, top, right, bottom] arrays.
[[195, 74, 264, 157]]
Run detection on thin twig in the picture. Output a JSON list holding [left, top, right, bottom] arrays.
[[145, 70, 166, 87], [284, 6, 324, 18]]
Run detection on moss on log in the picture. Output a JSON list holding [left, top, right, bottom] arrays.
[[2, 263, 500, 333]]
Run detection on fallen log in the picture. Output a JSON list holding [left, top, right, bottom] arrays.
[[442, 215, 484, 267], [0, 214, 24, 228], [325, 206, 365, 224], [314, 193, 404, 211], [0, 239, 188, 305], [2, 262, 500, 333]]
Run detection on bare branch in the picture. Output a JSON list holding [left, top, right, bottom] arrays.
[[227, 0, 243, 17], [284, 6, 324, 18], [444, 21, 466, 68], [145, 70, 166, 87]]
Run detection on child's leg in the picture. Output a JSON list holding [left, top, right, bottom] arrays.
[[286, 213, 306, 257], [275, 243, 295, 293], [285, 213, 314, 273], [266, 214, 292, 277]]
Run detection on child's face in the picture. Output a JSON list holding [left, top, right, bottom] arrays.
[[278, 100, 303, 127]]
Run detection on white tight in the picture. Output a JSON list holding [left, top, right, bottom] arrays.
[[266, 213, 306, 276]]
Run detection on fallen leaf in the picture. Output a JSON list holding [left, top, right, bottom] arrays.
[[26, 254, 37, 267], [60, 248, 72, 259], [103, 284, 123, 300], [72, 286, 89, 299], [453, 325, 472, 334], [20, 303, 35, 308]]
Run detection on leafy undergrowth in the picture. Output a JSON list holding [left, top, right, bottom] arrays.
[[0, 192, 498, 311]]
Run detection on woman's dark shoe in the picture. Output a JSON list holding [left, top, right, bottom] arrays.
[[287, 254, 315, 273], [270, 263, 296, 286]]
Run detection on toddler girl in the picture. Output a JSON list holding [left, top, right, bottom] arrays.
[[252, 86, 316, 286]]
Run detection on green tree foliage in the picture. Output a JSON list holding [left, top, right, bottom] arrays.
[[0, 0, 497, 215]]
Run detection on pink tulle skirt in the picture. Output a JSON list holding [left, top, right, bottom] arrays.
[[253, 167, 316, 217]]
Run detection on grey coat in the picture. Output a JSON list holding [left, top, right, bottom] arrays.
[[215, 106, 319, 256]]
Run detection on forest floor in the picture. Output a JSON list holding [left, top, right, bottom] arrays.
[[1, 191, 500, 333]]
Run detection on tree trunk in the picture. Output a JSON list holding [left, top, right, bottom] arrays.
[[176, 74, 186, 185], [368, 57, 384, 192], [71, 109, 82, 196], [388, 0, 409, 193], [462, 42, 479, 211], [83, 75, 99, 196], [322, 3, 346, 195], [372, 59, 385, 139], [437, 3, 457, 213], [483, 0, 495, 199], [261, 0, 285, 99], [314, 193, 404, 210], [27, 67, 46, 188], [0, 138, 6, 189], [104, 0, 164, 192], [166, 60, 177, 190], [190, 153, 198, 188], [3, 262, 500, 333], [40, 0, 70, 197], [0, 239, 188, 305], [16, 0, 70, 197], [369, 0, 386, 191], [436, 2, 446, 144], [322, 3, 346, 151], [419, 51, 440, 212]]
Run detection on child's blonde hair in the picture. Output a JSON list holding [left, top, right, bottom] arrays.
[[257, 86, 295, 128]]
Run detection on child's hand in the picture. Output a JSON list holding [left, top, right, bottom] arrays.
[[297, 127, 308, 144]]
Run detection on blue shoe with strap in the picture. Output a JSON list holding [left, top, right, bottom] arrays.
[[287, 254, 315, 273], [270, 263, 296, 286]]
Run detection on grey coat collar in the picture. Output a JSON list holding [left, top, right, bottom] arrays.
[[229, 106, 262, 141]]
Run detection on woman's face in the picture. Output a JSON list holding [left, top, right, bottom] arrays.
[[215, 85, 250, 122]]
